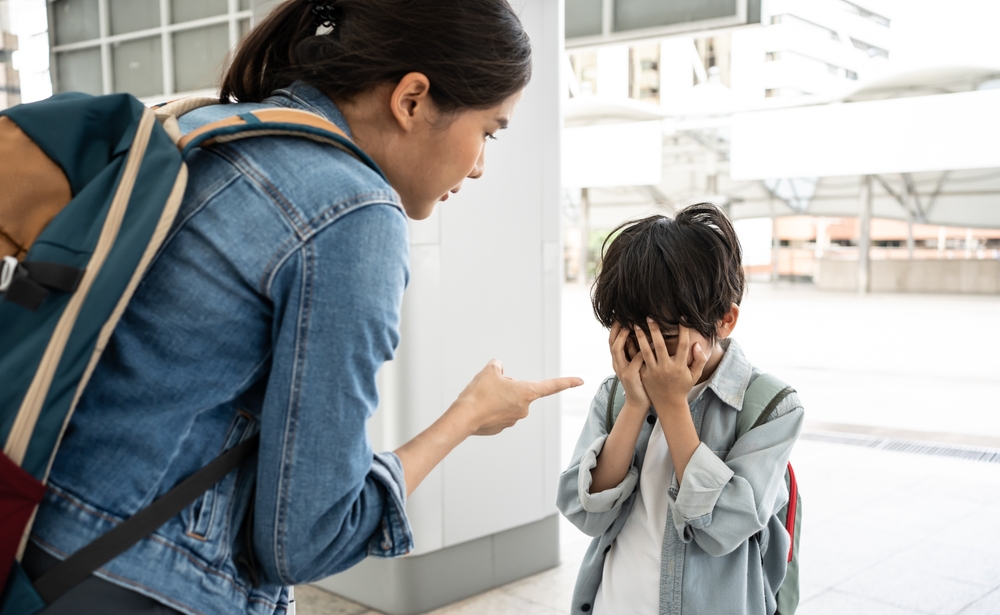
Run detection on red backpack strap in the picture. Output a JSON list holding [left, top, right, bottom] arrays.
[[785, 461, 798, 563]]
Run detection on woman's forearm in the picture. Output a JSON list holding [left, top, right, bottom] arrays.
[[394, 402, 472, 497], [590, 401, 646, 493]]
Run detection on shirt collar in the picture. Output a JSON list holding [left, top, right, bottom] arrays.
[[264, 81, 354, 140], [703, 338, 753, 411]]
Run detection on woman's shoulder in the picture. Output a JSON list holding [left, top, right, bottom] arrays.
[[179, 102, 402, 234]]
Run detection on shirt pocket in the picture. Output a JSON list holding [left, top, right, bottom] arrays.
[[185, 410, 256, 541]]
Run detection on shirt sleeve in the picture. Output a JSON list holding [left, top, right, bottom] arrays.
[[557, 377, 640, 537], [667, 394, 804, 557], [252, 202, 414, 585]]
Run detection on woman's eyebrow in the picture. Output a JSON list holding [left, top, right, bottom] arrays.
[[496, 118, 509, 129]]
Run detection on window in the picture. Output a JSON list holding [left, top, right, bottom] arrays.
[[50, 0, 255, 99]]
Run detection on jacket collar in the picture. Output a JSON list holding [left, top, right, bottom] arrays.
[[704, 338, 753, 411], [265, 81, 354, 140]]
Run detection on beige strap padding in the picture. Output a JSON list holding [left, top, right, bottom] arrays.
[[156, 96, 220, 119], [2, 108, 158, 467], [175, 108, 353, 151], [0, 116, 73, 259]]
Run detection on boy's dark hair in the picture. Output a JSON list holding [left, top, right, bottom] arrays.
[[591, 203, 745, 342], [221, 0, 531, 109]]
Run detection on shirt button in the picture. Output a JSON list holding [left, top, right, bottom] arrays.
[[646, 415, 656, 425], [582, 604, 592, 612]]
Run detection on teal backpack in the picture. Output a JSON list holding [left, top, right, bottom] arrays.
[[605, 373, 802, 615], [0, 92, 378, 614]]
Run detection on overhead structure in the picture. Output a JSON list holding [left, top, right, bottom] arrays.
[[566, 0, 762, 48]]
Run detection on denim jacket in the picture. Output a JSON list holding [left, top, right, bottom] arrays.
[[30, 82, 414, 615], [557, 339, 804, 615]]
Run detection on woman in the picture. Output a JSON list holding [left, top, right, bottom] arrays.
[[23, 1, 581, 613]]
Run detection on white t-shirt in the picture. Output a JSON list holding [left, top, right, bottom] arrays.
[[593, 379, 711, 615]]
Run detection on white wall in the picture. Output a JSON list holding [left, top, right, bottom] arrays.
[[367, 0, 562, 555]]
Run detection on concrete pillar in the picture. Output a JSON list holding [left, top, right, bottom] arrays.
[[906, 218, 915, 259], [579, 187, 590, 284], [858, 175, 872, 294]]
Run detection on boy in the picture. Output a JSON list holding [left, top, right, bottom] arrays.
[[557, 204, 803, 615]]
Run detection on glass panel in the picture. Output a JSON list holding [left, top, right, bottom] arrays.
[[566, 0, 602, 39], [239, 19, 251, 41], [55, 47, 103, 95], [615, 0, 737, 33], [112, 36, 163, 98], [239, 0, 251, 11], [171, 0, 228, 24], [109, 0, 161, 35], [173, 24, 229, 92], [52, 0, 100, 46]]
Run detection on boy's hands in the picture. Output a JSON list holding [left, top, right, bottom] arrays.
[[609, 322, 650, 412], [634, 318, 709, 413]]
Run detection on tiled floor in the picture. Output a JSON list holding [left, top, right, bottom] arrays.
[[296, 284, 1000, 615]]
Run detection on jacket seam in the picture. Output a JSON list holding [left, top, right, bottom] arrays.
[[261, 199, 403, 299], [212, 146, 308, 236], [272, 238, 313, 585]]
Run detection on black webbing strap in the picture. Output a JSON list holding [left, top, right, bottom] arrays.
[[750, 386, 796, 432], [3, 261, 84, 311], [33, 433, 260, 604]]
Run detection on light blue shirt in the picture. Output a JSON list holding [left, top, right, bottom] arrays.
[[557, 339, 804, 615], [31, 82, 413, 615]]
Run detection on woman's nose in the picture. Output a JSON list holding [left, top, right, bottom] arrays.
[[468, 147, 485, 179]]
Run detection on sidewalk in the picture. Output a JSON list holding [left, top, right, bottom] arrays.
[[299, 283, 1000, 615]]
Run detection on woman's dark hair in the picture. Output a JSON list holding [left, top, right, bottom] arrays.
[[220, 0, 532, 109], [591, 203, 746, 342]]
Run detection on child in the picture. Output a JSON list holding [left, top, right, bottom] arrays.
[[557, 204, 803, 615]]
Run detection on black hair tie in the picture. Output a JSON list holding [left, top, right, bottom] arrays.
[[308, 0, 338, 29]]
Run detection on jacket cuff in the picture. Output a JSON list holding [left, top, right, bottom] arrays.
[[577, 436, 639, 513], [669, 442, 734, 535], [366, 451, 414, 558]]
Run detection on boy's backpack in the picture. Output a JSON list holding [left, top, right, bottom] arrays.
[[0, 92, 381, 614], [605, 373, 802, 615]]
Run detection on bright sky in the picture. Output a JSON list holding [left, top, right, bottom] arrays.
[[888, 0, 1000, 70]]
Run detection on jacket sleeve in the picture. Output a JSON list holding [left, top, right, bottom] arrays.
[[252, 202, 414, 585], [556, 377, 640, 537], [667, 392, 804, 557]]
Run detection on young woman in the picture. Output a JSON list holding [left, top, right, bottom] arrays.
[[23, 1, 582, 613]]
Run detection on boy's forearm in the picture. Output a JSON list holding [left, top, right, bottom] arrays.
[[590, 401, 646, 493], [653, 398, 700, 484]]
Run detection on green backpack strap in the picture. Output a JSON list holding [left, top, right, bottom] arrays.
[[604, 376, 627, 433], [737, 373, 795, 440]]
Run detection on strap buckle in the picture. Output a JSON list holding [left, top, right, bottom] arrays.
[[0, 255, 18, 292]]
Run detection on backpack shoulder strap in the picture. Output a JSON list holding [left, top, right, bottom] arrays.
[[604, 376, 627, 433], [173, 108, 385, 181], [737, 373, 795, 439]]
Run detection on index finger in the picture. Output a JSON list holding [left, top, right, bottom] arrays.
[[529, 376, 585, 399]]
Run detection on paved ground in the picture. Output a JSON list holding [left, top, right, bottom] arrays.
[[298, 283, 1000, 615]]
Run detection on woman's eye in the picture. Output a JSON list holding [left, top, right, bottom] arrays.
[[486, 133, 498, 141]]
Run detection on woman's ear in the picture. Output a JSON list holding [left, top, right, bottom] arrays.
[[716, 303, 740, 339], [389, 72, 433, 132]]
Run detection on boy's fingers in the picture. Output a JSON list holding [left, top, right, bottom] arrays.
[[609, 322, 621, 346], [676, 326, 691, 362], [633, 325, 657, 366], [646, 317, 668, 360], [690, 343, 709, 381], [529, 376, 585, 399]]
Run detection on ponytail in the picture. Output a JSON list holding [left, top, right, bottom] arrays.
[[220, 0, 532, 110]]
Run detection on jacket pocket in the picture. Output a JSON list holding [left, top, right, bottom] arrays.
[[185, 410, 255, 540]]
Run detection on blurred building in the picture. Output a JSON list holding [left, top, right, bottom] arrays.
[[45, 0, 270, 102], [0, 0, 20, 109]]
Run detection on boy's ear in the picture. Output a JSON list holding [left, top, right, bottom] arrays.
[[716, 304, 740, 339]]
